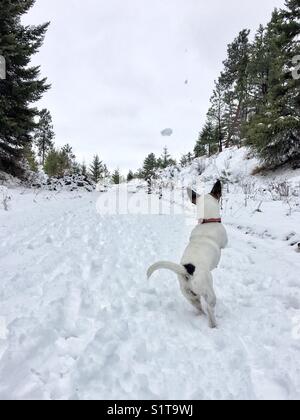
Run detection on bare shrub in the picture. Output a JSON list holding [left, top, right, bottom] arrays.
[[268, 181, 295, 215], [241, 180, 257, 207]]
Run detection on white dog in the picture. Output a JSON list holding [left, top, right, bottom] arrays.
[[147, 180, 228, 328]]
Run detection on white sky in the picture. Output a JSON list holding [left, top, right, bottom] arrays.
[[24, 0, 286, 173]]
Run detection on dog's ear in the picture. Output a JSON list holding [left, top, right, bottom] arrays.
[[187, 187, 200, 205], [210, 180, 222, 201]]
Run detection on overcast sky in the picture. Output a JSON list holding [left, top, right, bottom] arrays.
[[24, 0, 285, 173]]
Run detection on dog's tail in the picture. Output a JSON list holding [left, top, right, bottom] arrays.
[[147, 261, 188, 279]]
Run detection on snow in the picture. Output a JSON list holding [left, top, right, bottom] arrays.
[[0, 171, 21, 188], [0, 186, 11, 212], [0, 186, 8, 198], [0, 149, 300, 400]]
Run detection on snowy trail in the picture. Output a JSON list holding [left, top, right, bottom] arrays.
[[0, 190, 300, 400]]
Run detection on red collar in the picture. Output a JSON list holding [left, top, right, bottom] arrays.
[[199, 218, 222, 224]]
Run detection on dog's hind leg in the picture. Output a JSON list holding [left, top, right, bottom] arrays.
[[193, 271, 217, 328], [180, 282, 204, 314], [206, 302, 217, 329], [179, 277, 204, 313], [187, 293, 204, 313], [204, 286, 217, 329]]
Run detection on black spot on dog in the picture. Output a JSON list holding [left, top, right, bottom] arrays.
[[184, 264, 196, 276]]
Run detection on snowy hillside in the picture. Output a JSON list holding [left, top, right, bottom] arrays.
[[155, 147, 300, 243], [0, 148, 300, 400]]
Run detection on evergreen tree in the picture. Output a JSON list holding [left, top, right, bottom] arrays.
[[247, 25, 271, 113], [72, 162, 81, 175], [195, 121, 219, 157], [180, 155, 188, 167], [112, 169, 120, 184], [206, 30, 251, 151], [208, 81, 226, 152], [0, 0, 50, 175], [245, 5, 300, 167], [186, 152, 194, 165], [44, 149, 69, 178], [160, 146, 176, 168], [135, 169, 145, 179], [89, 155, 103, 183], [198, 1, 300, 168], [102, 164, 110, 179], [24, 143, 38, 172], [194, 138, 206, 158], [220, 29, 251, 146], [81, 161, 87, 177], [34, 109, 55, 165], [142, 153, 157, 179], [156, 157, 163, 168], [180, 152, 194, 167], [61, 144, 75, 174], [127, 170, 134, 182]]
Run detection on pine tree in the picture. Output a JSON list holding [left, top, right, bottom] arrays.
[[247, 25, 271, 113], [142, 153, 157, 179], [72, 162, 81, 175], [34, 109, 55, 166], [194, 137, 206, 158], [180, 155, 188, 167], [220, 29, 251, 146], [156, 157, 163, 168], [61, 144, 76, 174], [180, 152, 194, 167], [81, 162, 87, 177], [0, 0, 50, 175], [186, 152, 194, 165], [160, 146, 176, 168], [127, 170, 134, 182], [206, 30, 251, 151], [245, 5, 300, 168], [89, 155, 103, 183], [195, 121, 219, 157], [208, 81, 226, 152], [102, 164, 110, 179], [112, 169, 120, 184], [24, 143, 38, 172], [44, 149, 69, 178], [135, 169, 145, 179]]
